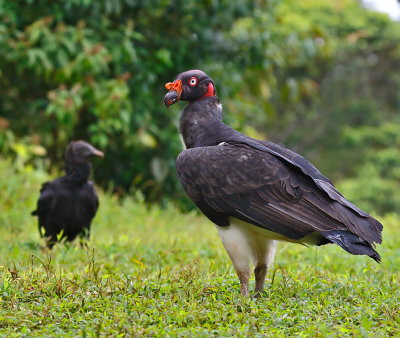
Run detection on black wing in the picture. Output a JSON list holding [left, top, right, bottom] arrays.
[[31, 181, 60, 237], [176, 142, 382, 261], [84, 181, 99, 221], [32, 179, 99, 242]]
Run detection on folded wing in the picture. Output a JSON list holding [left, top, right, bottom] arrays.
[[176, 142, 382, 261]]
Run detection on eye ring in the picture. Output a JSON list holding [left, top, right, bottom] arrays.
[[189, 77, 197, 86]]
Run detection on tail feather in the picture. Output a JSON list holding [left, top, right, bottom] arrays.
[[320, 230, 381, 263]]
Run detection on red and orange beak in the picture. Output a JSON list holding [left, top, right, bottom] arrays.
[[164, 79, 182, 108]]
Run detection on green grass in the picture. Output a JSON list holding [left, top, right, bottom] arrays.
[[0, 157, 399, 336]]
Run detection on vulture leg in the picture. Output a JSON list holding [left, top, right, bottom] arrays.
[[216, 224, 252, 297], [253, 239, 276, 297], [79, 227, 90, 248], [44, 227, 59, 249], [254, 265, 267, 295], [46, 235, 57, 249], [237, 269, 250, 297], [217, 221, 277, 296]]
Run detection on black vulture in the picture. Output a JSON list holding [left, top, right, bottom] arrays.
[[32, 141, 103, 248], [164, 69, 383, 296]]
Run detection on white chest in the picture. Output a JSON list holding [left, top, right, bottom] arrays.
[[179, 134, 187, 150]]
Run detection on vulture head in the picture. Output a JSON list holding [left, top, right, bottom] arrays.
[[65, 141, 104, 171], [164, 70, 216, 107]]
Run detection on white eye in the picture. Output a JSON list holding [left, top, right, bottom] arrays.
[[189, 77, 197, 86]]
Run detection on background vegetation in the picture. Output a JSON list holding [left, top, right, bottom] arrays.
[[1, 0, 400, 335], [1, 0, 400, 211]]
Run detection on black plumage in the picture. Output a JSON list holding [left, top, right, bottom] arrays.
[[32, 141, 104, 248], [164, 69, 383, 296]]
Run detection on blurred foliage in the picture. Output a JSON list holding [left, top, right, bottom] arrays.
[[0, 0, 400, 212], [338, 122, 400, 214]]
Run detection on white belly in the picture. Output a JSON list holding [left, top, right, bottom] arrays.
[[215, 218, 321, 272], [216, 218, 277, 272]]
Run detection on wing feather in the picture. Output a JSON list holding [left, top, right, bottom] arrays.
[[176, 142, 382, 247]]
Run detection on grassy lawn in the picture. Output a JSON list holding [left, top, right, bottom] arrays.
[[0, 158, 399, 336]]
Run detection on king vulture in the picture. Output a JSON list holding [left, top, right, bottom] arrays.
[[164, 70, 383, 296]]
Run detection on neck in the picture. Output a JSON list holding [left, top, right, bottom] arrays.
[[188, 82, 217, 105], [65, 161, 91, 183], [180, 96, 238, 149], [194, 82, 216, 102]]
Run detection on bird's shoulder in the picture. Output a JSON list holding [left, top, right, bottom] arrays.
[[176, 141, 294, 200], [33, 179, 64, 216], [177, 133, 333, 188], [40, 176, 76, 196], [37, 178, 63, 198], [79, 181, 98, 200], [177, 141, 277, 168], [37, 176, 95, 207], [176, 138, 367, 218]]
